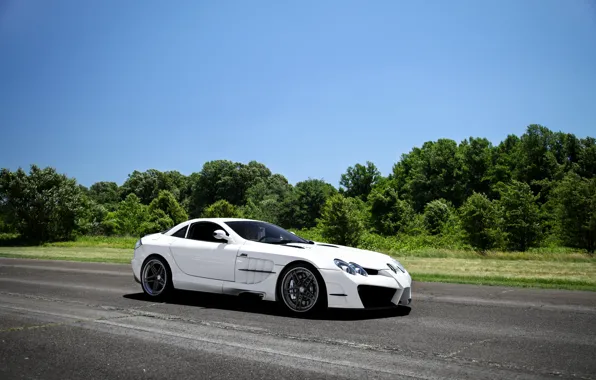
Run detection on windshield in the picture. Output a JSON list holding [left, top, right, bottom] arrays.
[[224, 221, 311, 245]]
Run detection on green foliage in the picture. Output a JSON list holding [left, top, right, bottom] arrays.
[[459, 192, 502, 251], [189, 160, 271, 216], [495, 181, 542, 251], [1, 124, 595, 252], [88, 181, 119, 208], [0, 165, 86, 242], [202, 200, 242, 218], [278, 179, 337, 229], [139, 209, 174, 236], [552, 173, 596, 252], [240, 174, 292, 225], [458, 137, 493, 199], [148, 190, 188, 225], [423, 199, 452, 235], [318, 194, 366, 247], [102, 194, 150, 236], [120, 169, 189, 205], [393, 139, 464, 211], [76, 196, 109, 236], [368, 181, 414, 235], [339, 161, 381, 200]]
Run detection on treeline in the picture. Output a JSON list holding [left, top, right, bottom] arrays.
[[1, 124, 595, 252]]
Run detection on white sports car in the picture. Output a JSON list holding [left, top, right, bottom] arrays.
[[131, 218, 412, 314]]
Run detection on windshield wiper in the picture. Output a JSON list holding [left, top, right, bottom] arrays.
[[267, 239, 298, 245]]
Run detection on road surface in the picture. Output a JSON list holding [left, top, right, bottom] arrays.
[[0, 257, 595, 379]]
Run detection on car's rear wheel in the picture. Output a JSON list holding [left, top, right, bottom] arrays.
[[278, 262, 327, 314], [141, 256, 172, 299]]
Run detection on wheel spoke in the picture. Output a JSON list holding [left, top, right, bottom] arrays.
[[281, 267, 319, 313], [142, 259, 167, 296]]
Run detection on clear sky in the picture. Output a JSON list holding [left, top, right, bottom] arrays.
[[1, 0, 595, 187]]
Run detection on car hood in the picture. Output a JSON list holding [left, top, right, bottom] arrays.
[[288, 241, 394, 270]]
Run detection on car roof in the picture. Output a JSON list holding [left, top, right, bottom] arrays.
[[184, 217, 263, 224]]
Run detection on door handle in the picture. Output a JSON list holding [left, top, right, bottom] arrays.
[[239, 253, 247, 257]]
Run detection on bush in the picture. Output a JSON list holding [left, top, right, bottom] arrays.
[[496, 181, 542, 251], [459, 192, 503, 251], [148, 190, 188, 225], [552, 173, 596, 253], [202, 200, 241, 218], [368, 184, 415, 235], [0, 166, 87, 243], [318, 194, 366, 247], [423, 199, 451, 235], [102, 194, 150, 236]]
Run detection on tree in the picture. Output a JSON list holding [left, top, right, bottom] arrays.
[[102, 194, 150, 236], [202, 200, 242, 218], [148, 190, 188, 225], [496, 181, 542, 251], [514, 125, 558, 198], [120, 169, 189, 205], [339, 161, 381, 201], [318, 195, 366, 247], [458, 137, 493, 199], [423, 199, 451, 235], [0, 166, 86, 242], [368, 181, 414, 235], [394, 139, 465, 211], [278, 179, 337, 229], [487, 134, 520, 192], [552, 173, 596, 252], [459, 192, 502, 251], [578, 137, 596, 179], [88, 181, 120, 208], [241, 174, 292, 224], [189, 160, 271, 216], [139, 209, 174, 236], [76, 196, 109, 236]]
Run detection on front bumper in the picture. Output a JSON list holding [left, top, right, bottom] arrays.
[[131, 256, 142, 284], [320, 268, 412, 309]]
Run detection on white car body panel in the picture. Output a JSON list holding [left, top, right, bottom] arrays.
[[131, 218, 413, 309]]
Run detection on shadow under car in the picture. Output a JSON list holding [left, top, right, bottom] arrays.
[[123, 289, 411, 321]]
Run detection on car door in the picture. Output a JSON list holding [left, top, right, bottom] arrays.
[[169, 221, 239, 281]]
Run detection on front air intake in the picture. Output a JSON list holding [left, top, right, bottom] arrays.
[[357, 285, 397, 308]]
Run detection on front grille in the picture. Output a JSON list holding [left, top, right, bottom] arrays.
[[357, 285, 397, 308], [362, 268, 379, 275]]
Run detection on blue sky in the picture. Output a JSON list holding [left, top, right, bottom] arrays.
[[1, 0, 595, 187]]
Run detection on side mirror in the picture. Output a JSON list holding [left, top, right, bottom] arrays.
[[213, 229, 230, 242]]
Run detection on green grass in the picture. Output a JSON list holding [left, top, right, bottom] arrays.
[[0, 246, 132, 264], [397, 257, 596, 291], [1, 234, 595, 291], [44, 235, 138, 249]]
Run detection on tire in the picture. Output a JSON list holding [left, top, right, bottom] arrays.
[[140, 255, 173, 300], [277, 262, 327, 315]]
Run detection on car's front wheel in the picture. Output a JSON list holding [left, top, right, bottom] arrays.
[[278, 262, 327, 314], [140, 256, 173, 299]]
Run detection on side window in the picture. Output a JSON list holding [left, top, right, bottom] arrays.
[[171, 225, 188, 238], [187, 222, 227, 243]]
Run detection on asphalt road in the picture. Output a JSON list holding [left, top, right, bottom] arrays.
[[0, 258, 595, 380]]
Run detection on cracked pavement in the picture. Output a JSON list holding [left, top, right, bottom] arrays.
[[0, 258, 595, 379]]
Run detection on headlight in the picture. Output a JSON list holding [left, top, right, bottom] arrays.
[[134, 239, 142, 250], [349, 262, 368, 276], [388, 258, 406, 273], [334, 259, 355, 275], [334, 259, 368, 276]]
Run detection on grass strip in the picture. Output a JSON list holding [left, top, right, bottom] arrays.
[[0, 247, 132, 264], [0, 246, 594, 292], [412, 273, 596, 292]]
